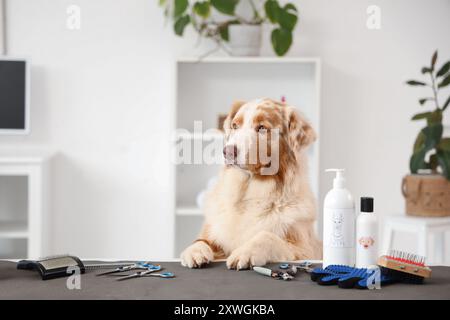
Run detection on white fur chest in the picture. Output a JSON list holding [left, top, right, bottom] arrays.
[[205, 168, 290, 254]]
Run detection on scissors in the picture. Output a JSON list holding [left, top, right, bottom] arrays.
[[116, 271, 175, 281], [96, 262, 161, 276], [279, 261, 314, 274]]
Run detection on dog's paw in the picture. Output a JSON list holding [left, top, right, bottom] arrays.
[[180, 241, 214, 268], [226, 246, 267, 270]]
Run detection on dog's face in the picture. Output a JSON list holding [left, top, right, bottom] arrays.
[[223, 99, 316, 176], [358, 237, 375, 249], [333, 213, 343, 225]]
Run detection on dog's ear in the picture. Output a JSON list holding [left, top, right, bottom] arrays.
[[284, 106, 316, 151], [223, 100, 246, 132]]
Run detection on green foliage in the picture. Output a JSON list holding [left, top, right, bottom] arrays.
[[193, 1, 210, 18], [407, 50, 450, 180], [406, 80, 426, 86], [159, 0, 299, 56], [264, 0, 279, 23], [438, 74, 450, 88], [174, 14, 190, 35], [210, 0, 238, 16], [264, 1, 297, 56], [173, 0, 188, 17], [271, 28, 292, 56]]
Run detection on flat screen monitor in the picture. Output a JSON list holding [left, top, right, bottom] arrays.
[[0, 58, 30, 134]]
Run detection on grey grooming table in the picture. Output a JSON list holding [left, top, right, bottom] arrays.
[[0, 260, 449, 300]]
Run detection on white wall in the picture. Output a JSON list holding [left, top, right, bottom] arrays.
[[1, 0, 449, 259]]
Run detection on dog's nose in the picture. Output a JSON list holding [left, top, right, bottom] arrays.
[[223, 145, 237, 162]]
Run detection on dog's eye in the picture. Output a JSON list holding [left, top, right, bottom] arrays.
[[232, 123, 238, 130], [257, 125, 267, 133]]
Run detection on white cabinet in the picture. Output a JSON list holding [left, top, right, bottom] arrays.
[[0, 149, 52, 258], [173, 57, 321, 256]]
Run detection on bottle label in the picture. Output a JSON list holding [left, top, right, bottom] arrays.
[[324, 208, 355, 248]]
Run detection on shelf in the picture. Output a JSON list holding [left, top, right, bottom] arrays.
[[176, 206, 203, 216], [175, 131, 224, 140], [0, 147, 54, 165], [173, 56, 321, 257], [0, 221, 28, 239], [177, 56, 320, 64]]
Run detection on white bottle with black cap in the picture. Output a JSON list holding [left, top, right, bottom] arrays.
[[356, 197, 378, 268]]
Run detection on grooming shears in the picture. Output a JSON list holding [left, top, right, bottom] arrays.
[[279, 261, 314, 274], [96, 262, 161, 276], [116, 271, 175, 281]]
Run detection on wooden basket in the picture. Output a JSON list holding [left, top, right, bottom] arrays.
[[402, 174, 450, 217]]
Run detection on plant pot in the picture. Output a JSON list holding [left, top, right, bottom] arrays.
[[228, 24, 262, 57], [402, 174, 450, 217]]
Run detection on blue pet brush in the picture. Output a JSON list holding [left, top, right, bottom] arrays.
[[310, 265, 355, 283]]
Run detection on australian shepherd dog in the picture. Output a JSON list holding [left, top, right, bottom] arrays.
[[181, 98, 321, 269]]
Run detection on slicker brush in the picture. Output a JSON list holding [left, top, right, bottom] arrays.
[[378, 250, 431, 284]]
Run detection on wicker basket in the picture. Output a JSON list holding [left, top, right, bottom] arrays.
[[402, 174, 450, 217]]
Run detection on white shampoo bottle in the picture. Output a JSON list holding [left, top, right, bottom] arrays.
[[356, 197, 378, 268], [323, 169, 355, 268]]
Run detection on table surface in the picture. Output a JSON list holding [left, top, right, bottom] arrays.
[[1, 260, 449, 300]]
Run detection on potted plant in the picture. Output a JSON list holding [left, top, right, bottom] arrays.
[[159, 0, 298, 57], [402, 50, 450, 217]]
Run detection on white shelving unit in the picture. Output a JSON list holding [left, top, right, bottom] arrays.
[[173, 56, 321, 256], [0, 149, 52, 259]]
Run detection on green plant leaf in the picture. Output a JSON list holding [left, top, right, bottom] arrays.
[[193, 1, 211, 18], [426, 109, 443, 125], [431, 50, 438, 70], [410, 148, 428, 173], [411, 112, 431, 120], [278, 5, 298, 31], [159, 0, 167, 6], [439, 138, 450, 151], [429, 153, 439, 171], [218, 20, 239, 41], [271, 28, 292, 56], [218, 24, 229, 41], [436, 61, 450, 77], [421, 67, 432, 74], [437, 150, 450, 180], [284, 3, 298, 12], [443, 95, 450, 111], [422, 123, 443, 149], [438, 73, 450, 88], [411, 110, 441, 125], [412, 125, 443, 172], [211, 0, 238, 16], [219, 26, 229, 41], [264, 0, 280, 23], [419, 97, 433, 105], [174, 14, 190, 36], [413, 131, 426, 153], [406, 80, 426, 86], [174, 0, 188, 17]]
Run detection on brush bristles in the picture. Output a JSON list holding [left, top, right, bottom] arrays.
[[387, 250, 426, 267]]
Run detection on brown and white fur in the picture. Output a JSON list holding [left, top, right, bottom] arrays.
[[180, 98, 321, 269]]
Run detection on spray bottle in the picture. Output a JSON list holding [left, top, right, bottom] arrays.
[[323, 169, 355, 268]]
